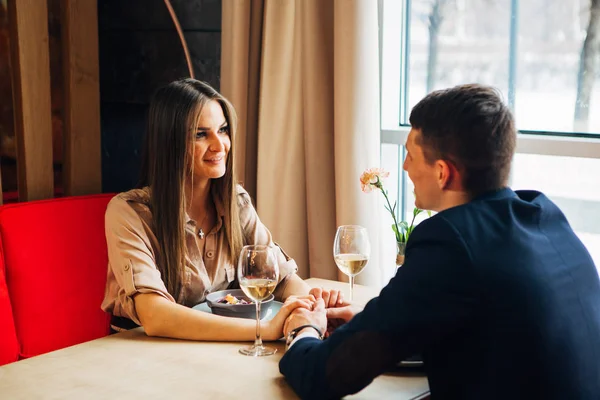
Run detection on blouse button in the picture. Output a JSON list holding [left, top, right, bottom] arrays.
[[206, 250, 215, 259]]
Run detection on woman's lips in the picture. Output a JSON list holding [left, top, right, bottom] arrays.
[[204, 156, 224, 164]]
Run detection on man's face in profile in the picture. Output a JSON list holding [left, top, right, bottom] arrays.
[[403, 128, 441, 211]]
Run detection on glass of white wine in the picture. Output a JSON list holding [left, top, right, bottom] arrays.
[[238, 244, 279, 356], [333, 225, 370, 301]]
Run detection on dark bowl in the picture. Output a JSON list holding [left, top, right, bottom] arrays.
[[205, 289, 274, 319]]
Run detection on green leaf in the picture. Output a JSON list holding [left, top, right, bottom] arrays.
[[396, 229, 403, 243], [400, 221, 409, 231], [391, 223, 402, 243], [427, 210, 432, 217]]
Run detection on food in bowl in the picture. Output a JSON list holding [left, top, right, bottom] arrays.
[[217, 293, 251, 305], [205, 289, 274, 319]]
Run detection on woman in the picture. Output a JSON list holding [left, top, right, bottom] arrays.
[[101, 79, 318, 341]]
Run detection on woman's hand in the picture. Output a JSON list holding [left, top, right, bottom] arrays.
[[309, 287, 344, 308], [262, 295, 315, 341]]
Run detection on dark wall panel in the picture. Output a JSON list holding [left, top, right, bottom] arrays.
[[99, 0, 221, 193], [98, 0, 221, 31], [100, 31, 220, 104], [100, 103, 147, 193]]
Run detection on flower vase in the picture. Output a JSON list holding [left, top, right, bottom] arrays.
[[396, 242, 406, 272]]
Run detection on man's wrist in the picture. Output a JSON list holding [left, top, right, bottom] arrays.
[[296, 327, 321, 338], [286, 331, 321, 350], [285, 324, 324, 350], [287, 324, 324, 339]]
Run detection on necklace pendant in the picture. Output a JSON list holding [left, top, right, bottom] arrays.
[[198, 228, 205, 239]]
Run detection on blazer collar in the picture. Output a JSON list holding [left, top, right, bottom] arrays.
[[472, 187, 517, 202]]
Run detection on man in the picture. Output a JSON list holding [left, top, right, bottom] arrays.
[[279, 84, 600, 399]]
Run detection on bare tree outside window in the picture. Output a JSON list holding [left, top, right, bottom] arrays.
[[386, 0, 600, 272], [409, 0, 598, 133], [575, 0, 600, 132], [426, 0, 452, 93]]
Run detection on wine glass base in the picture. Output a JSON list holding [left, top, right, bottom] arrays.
[[239, 344, 277, 357]]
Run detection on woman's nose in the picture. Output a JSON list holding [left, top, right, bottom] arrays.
[[208, 133, 225, 152]]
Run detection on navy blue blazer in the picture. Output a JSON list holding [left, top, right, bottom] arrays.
[[280, 188, 600, 399]]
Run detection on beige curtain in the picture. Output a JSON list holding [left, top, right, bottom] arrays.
[[221, 0, 383, 287]]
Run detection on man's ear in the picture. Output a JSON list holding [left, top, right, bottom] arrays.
[[435, 159, 460, 190]]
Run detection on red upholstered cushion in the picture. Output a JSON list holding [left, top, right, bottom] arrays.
[[0, 194, 114, 358], [0, 239, 19, 365]]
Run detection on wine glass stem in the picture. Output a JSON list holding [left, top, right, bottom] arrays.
[[254, 301, 263, 348], [350, 275, 354, 302]]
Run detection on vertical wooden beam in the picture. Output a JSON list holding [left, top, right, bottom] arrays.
[[8, 0, 55, 201], [61, 0, 101, 196]]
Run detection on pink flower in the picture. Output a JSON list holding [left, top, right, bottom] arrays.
[[359, 168, 390, 193], [360, 167, 428, 246]]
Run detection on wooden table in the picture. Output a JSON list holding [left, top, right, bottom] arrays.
[[0, 278, 429, 399]]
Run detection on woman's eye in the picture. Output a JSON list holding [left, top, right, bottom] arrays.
[[195, 131, 207, 139], [219, 126, 230, 134]]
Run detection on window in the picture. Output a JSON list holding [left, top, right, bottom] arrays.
[[380, 0, 600, 270]]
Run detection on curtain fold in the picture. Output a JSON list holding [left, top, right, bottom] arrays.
[[332, 0, 382, 286], [220, 0, 264, 199], [299, 1, 338, 281], [221, 0, 384, 286]]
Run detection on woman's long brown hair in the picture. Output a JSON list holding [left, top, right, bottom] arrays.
[[139, 79, 243, 298]]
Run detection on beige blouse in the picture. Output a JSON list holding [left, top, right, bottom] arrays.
[[101, 185, 298, 325]]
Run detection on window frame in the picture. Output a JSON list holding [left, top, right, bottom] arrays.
[[378, 0, 600, 221]]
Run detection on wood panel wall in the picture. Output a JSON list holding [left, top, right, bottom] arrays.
[[8, 0, 55, 202], [4, 0, 221, 201], [5, 0, 101, 204], [61, 0, 101, 196]]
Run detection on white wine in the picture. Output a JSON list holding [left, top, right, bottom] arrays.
[[334, 254, 369, 277], [239, 278, 277, 302]]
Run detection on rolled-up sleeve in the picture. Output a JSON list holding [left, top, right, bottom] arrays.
[[237, 188, 298, 282], [102, 196, 175, 325]]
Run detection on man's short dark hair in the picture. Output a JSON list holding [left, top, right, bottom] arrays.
[[409, 84, 516, 197]]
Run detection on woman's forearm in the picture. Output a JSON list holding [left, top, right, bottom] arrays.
[[277, 274, 311, 301], [134, 293, 258, 341]]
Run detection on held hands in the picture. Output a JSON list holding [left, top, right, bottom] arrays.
[[264, 288, 362, 341], [283, 298, 327, 338], [263, 295, 315, 341], [306, 287, 361, 337], [324, 301, 363, 336], [309, 287, 344, 308]]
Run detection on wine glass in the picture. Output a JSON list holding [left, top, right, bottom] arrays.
[[238, 244, 279, 356], [333, 225, 370, 301]]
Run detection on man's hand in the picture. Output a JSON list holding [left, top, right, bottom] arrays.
[[309, 287, 344, 308], [283, 298, 327, 338], [263, 295, 315, 341], [324, 302, 363, 337], [326, 302, 362, 323]]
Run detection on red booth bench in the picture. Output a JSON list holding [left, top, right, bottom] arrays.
[[0, 194, 114, 365]]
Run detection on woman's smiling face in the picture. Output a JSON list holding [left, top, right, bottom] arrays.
[[191, 100, 231, 181]]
